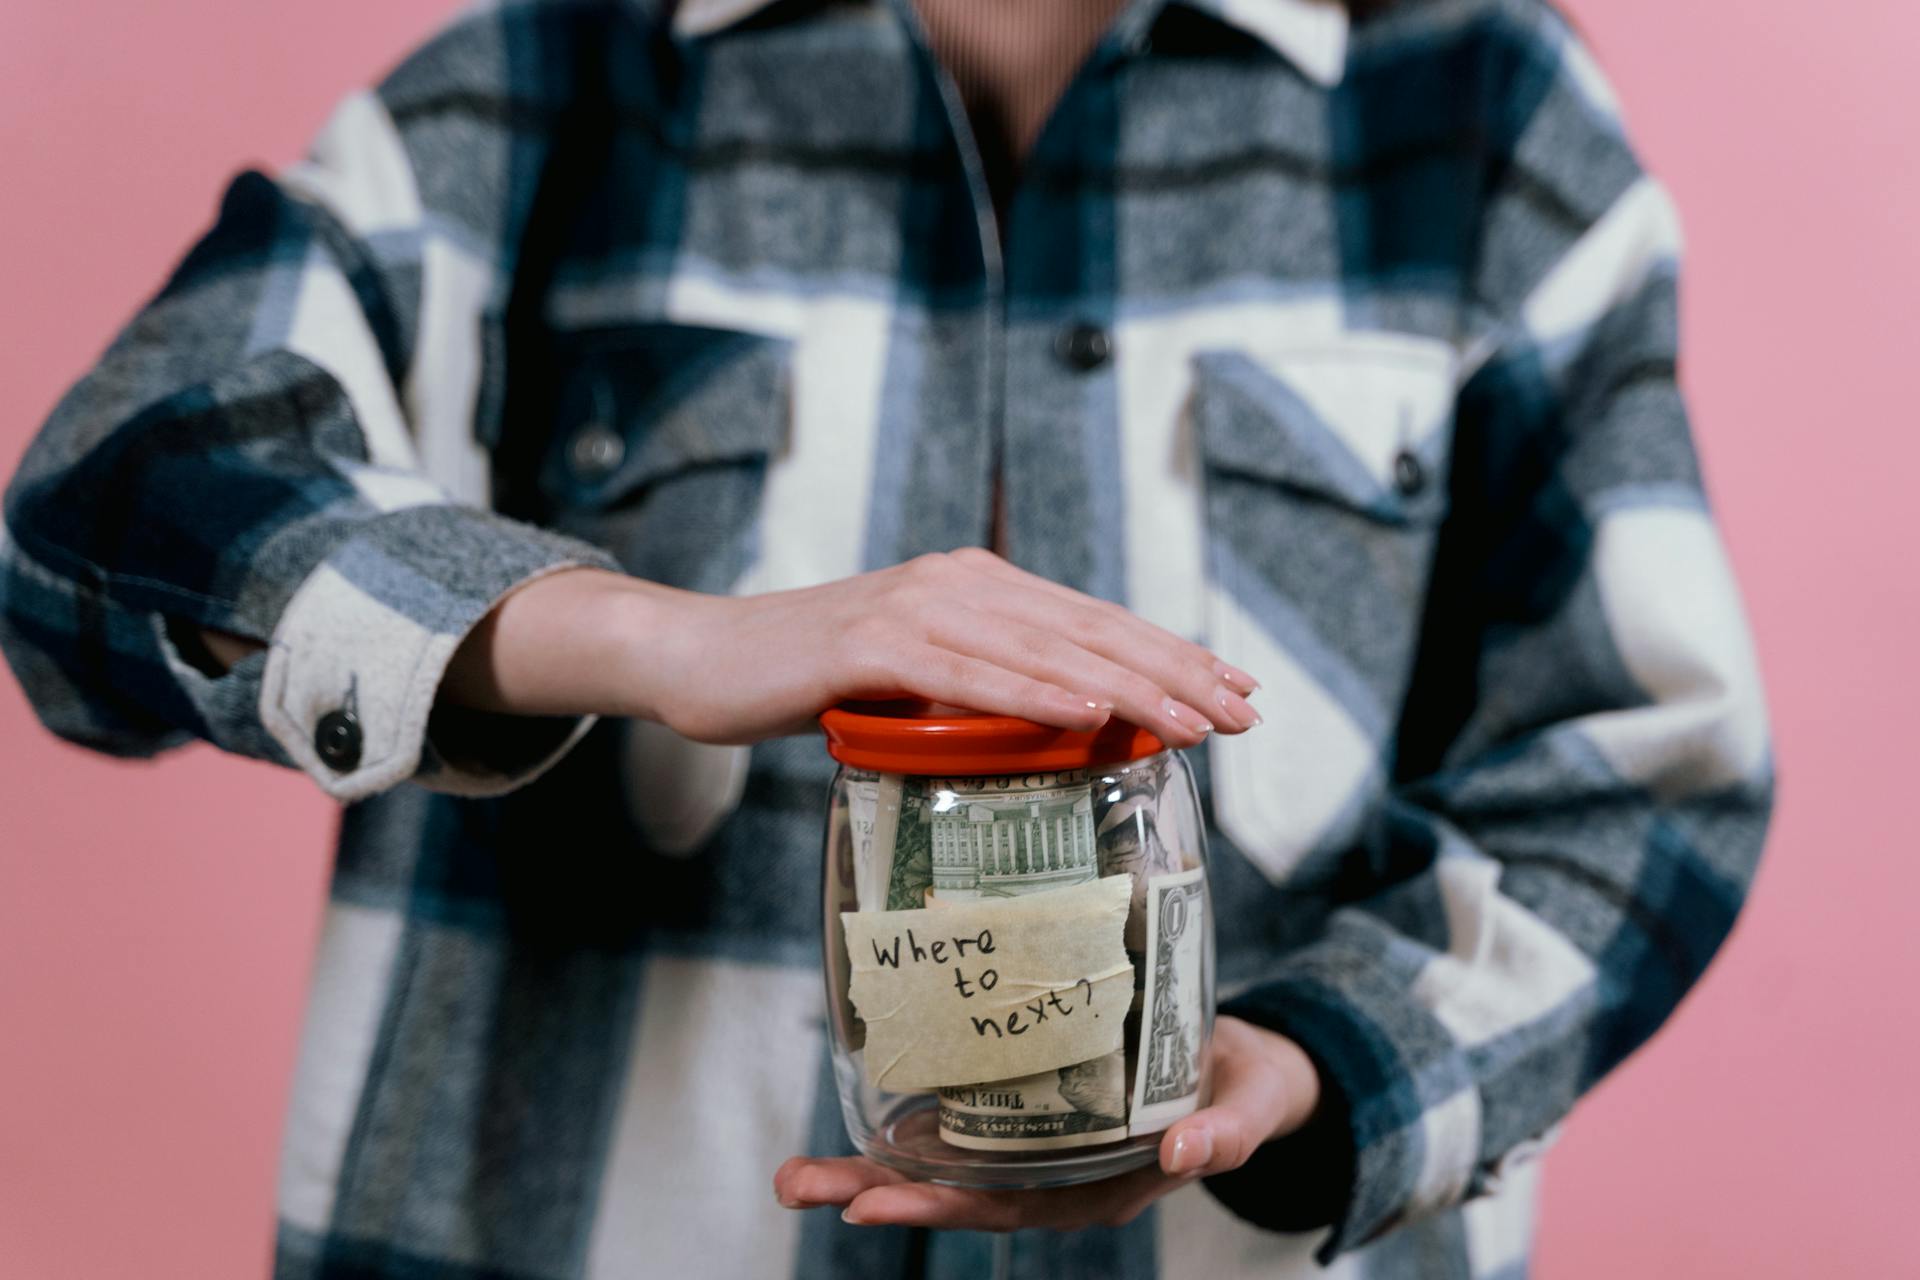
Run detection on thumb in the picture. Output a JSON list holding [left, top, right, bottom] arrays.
[[1157, 1019, 1320, 1178]]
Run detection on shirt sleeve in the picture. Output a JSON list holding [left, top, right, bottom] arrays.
[[1206, 6, 1774, 1258], [0, 2, 625, 802]]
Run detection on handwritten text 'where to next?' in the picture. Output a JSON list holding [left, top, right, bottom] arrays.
[[840, 875, 1133, 1092]]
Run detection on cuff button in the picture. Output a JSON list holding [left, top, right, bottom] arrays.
[[315, 709, 363, 773]]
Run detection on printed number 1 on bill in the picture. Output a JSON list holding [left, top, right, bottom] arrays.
[[1129, 867, 1207, 1136]]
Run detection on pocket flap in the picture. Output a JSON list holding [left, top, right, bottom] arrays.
[[1191, 347, 1452, 525], [542, 323, 793, 510]]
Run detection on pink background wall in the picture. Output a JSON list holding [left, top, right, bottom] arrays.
[[1, 1, 1914, 1275]]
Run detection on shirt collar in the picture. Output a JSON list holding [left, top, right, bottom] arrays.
[[670, 0, 1349, 87], [1170, 0, 1348, 86], [671, 0, 783, 38]]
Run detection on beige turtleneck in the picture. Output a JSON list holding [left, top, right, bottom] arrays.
[[912, 0, 1132, 206]]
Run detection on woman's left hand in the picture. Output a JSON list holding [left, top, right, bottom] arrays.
[[773, 1016, 1321, 1232]]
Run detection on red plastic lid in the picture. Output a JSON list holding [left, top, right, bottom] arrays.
[[819, 699, 1165, 775]]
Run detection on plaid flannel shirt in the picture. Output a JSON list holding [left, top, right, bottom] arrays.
[[0, 0, 1774, 1276]]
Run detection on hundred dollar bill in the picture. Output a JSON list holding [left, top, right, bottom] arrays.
[[898, 770, 1131, 1148], [1129, 867, 1209, 1135], [936, 1052, 1128, 1151], [915, 771, 1101, 903]]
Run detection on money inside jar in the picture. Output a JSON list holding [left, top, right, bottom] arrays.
[[839, 759, 1209, 1151]]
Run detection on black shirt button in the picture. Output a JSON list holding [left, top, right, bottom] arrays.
[[569, 422, 626, 480], [1392, 449, 1427, 497], [314, 709, 363, 773], [1055, 322, 1112, 372]]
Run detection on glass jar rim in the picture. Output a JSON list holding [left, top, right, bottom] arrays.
[[818, 699, 1167, 774]]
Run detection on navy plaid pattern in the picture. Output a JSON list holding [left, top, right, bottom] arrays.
[[0, 1, 1772, 1276]]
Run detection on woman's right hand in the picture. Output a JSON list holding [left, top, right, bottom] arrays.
[[442, 547, 1262, 747]]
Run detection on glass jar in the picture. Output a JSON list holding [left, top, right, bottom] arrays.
[[819, 700, 1214, 1190]]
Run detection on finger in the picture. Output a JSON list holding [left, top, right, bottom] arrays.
[[925, 614, 1215, 748], [948, 547, 1263, 697], [844, 1183, 1027, 1232], [1158, 1105, 1266, 1180], [854, 642, 1112, 732], [1211, 1016, 1320, 1138], [843, 1163, 1174, 1232], [774, 1156, 910, 1209], [964, 582, 1240, 740], [944, 556, 1262, 734], [1158, 1022, 1314, 1178]]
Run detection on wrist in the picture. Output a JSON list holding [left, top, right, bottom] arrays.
[[598, 572, 720, 725], [441, 566, 704, 720]]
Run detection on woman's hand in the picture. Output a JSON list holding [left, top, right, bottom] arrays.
[[442, 548, 1261, 746], [771, 1017, 1321, 1232]]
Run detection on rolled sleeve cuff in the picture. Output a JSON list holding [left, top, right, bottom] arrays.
[[257, 503, 620, 802], [1212, 958, 1483, 1263], [155, 620, 290, 766]]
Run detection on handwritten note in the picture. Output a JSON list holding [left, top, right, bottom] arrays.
[[840, 875, 1134, 1092]]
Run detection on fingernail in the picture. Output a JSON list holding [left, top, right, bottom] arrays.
[[1215, 687, 1262, 729], [1217, 664, 1260, 695], [1163, 699, 1213, 735], [1169, 1127, 1214, 1174], [841, 1208, 865, 1226]]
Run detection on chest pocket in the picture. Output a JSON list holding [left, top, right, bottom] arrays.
[[541, 322, 794, 594], [1190, 342, 1455, 886], [539, 322, 794, 856]]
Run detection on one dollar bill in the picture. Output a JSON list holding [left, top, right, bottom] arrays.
[[1129, 867, 1208, 1135]]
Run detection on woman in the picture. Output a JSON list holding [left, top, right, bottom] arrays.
[[0, 0, 1773, 1275]]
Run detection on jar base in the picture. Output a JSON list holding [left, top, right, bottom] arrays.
[[857, 1094, 1162, 1190]]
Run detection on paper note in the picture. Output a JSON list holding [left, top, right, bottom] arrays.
[[841, 875, 1134, 1092]]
